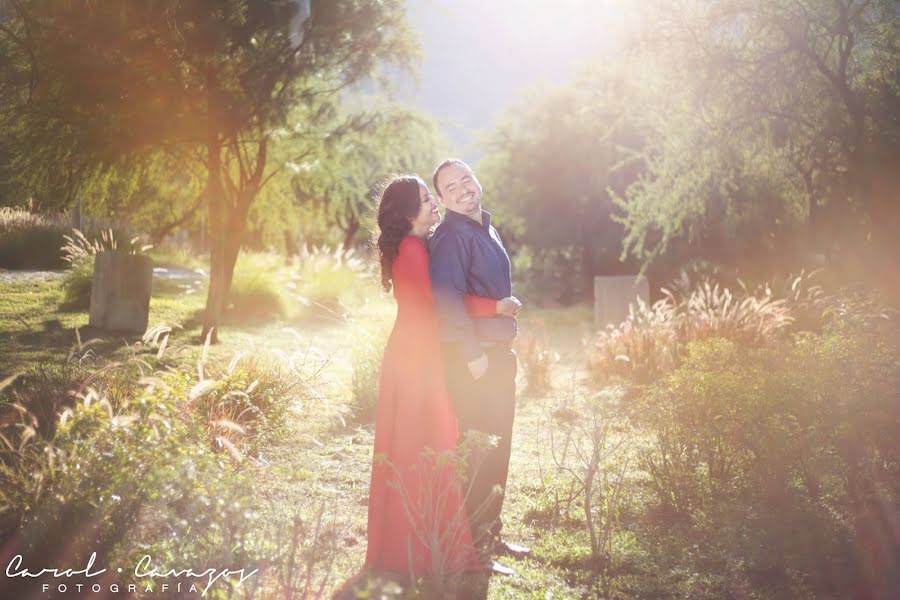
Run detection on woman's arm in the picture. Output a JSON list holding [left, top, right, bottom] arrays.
[[464, 295, 498, 317]]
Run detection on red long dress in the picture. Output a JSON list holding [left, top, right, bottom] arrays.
[[365, 235, 495, 575]]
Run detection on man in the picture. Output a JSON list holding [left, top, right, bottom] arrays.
[[428, 158, 530, 575]]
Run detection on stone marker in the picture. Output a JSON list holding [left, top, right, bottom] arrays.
[[88, 252, 153, 333], [594, 275, 650, 328]]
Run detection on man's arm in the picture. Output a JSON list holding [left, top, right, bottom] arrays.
[[429, 230, 485, 365]]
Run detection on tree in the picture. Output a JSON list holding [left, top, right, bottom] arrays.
[[478, 68, 644, 300], [290, 104, 445, 250], [614, 0, 900, 274], [0, 0, 417, 340]]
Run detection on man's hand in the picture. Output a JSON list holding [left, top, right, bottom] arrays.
[[496, 296, 522, 318], [467, 353, 489, 380]]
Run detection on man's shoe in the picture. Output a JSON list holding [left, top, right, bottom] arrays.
[[488, 560, 515, 576], [494, 540, 531, 560]]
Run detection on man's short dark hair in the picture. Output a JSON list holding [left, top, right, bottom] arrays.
[[432, 158, 469, 197]]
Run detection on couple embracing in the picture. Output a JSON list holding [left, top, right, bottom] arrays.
[[364, 159, 530, 578]]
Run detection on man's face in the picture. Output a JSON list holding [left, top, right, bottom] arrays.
[[435, 162, 483, 219]]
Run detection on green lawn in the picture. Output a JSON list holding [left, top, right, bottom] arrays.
[[2, 274, 630, 598]]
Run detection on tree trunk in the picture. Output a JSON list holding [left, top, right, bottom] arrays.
[[201, 89, 225, 343], [579, 204, 596, 300], [342, 214, 359, 251], [222, 198, 251, 299], [202, 126, 267, 341]]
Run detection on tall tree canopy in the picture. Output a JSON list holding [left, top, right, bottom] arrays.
[[615, 0, 900, 274], [478, 67, 644, 300], [0, 0, 418, 339]]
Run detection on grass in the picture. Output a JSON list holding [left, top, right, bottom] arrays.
[[1, 272, 613, 598], [1, 271, 607, 597], [7, 274, 877, 598]]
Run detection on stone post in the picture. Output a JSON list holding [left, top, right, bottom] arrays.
[[88, 252, 153, 333], [594, 275, 650, 328]]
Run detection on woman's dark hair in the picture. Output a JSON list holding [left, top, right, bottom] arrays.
[[376, 175, 425, 292]]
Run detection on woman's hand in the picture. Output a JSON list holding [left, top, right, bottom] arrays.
[[497, 296, 522, 318]]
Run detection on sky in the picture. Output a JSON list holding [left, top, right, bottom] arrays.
[[400, 0, 627, 160]]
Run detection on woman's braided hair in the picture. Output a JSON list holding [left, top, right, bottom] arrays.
[[376, 175, 425, 292]]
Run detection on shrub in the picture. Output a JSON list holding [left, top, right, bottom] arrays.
[[227, 251, 288, 323], [514, 323, 558, 396], [0, 324, 324, 598], [148, 244, 206, 270], [589, 274, 795, 386], [140, 324, 318, 455], [545, 387, 632, 574], [2, 374, 227, 585], [291, 245, 371, 317], [630, 302, 899, 599], [59, 256, 95, 310], [348, 318, 391, 424], [0, 208, 69, 269]]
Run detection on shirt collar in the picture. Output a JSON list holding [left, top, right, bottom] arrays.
[[444, 207, 492, 230]]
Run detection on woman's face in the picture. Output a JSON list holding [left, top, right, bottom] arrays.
[[409, 182, 440, 233]]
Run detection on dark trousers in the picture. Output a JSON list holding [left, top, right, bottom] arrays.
[[441, 343, 517, 552]]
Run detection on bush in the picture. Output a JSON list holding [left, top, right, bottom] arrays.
[[0, 208, 69, 269], [59, 256, 95, 310], [0, 326, 322, 598], [589, 273, 800, 386], [544, 387, 632, 574], [148, 244, 206, 270], [514, 323, 558, 396], [629, 302, 899, 598], [291, 245, 371, 317], [348, 318, 391, 424], [1, 370, 236, 585], [227, 251, 288, 323]]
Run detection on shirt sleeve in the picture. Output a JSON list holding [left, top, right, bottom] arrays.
[[429, 231, 483, 362], [464, 295, 498, 317]]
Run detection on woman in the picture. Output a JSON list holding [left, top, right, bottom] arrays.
[[365, 175, 519, 576]]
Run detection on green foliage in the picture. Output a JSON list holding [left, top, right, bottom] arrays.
[[621, 291, 900, 598], [291, 245, 373, 317], [589, 273, 797, 386], [348, 317, 391, 424], [0, 324, 323, 597], [478, 69, 643, 300], [0, 0, 420, 340], [287, 103, 446, 249], [0, 366, 249, 588], [545, 387, 632, 574], [59, 257, 94, 311], [152, 350, 313, 457], [514, 323, 558, 396], [226, 252, 289, 324], [0, 208, 69, 269], [612, 0, 900, 272]]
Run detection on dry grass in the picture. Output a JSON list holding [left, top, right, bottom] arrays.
[[588, 272, 807, 386]]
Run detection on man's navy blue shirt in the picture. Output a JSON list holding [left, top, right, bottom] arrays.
[[428, 208, 517, 361]]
